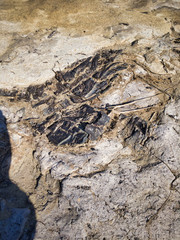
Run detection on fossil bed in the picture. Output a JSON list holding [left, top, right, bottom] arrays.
[[0, 0, 180, 240]]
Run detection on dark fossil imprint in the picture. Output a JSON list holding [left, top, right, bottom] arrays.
[[1, 49, 130, 146]]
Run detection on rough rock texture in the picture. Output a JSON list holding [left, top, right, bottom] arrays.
[[0, 0, 180, 240]]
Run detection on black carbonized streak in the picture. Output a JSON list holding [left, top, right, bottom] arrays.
[[90, 53, 100, 70], [55, 70, 65, 82], [0, 89, 18, 97], [96, 112, 110, 126], [62, 57, 91, 82], [74, 104, 95, 119], [32, 97, 52, 108], [131, 40, 138, 46], [99, 62, 119, 79], [47, 128, 71, 145], [134, 117, 147, 135], [71, 131, 88, 144], [47, 121, 58, 132], [85, 124, 102, 141], [70, 95, 82, 103], [96, 81, 108, 91], [101, 64, 128, 79], [15, 82, 52, 101], [122, 116, 148, 144], [27, 85, 45, 99], [72, 78, 95, 97], [55, 82, 65, 94], [76, 57, 91, 73], [60, 120, 74, 131], [174, 38, 180, 44], [33, 114, 56, 133]]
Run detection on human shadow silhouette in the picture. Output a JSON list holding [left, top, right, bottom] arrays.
[[0, 110, 36, 240]]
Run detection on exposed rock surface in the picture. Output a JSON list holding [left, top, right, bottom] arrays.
[[0, 0, 180, 240]]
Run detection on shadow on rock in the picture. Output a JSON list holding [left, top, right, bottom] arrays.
[[0, 110, 36, 240]]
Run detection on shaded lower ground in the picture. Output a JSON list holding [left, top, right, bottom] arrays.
[[0, 111, 36, 240]]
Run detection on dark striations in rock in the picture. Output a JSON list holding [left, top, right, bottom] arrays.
[[1, 49, 128, 146]]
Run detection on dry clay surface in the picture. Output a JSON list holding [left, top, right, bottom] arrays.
[[0, 0, 180, 240]]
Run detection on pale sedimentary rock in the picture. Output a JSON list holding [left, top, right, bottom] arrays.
[[0, 0, 180, 239]]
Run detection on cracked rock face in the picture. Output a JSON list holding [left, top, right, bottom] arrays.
[[0, 0, 180, 240]]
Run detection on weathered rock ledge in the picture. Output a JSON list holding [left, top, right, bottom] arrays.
[[0, 1, 180, 240]]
